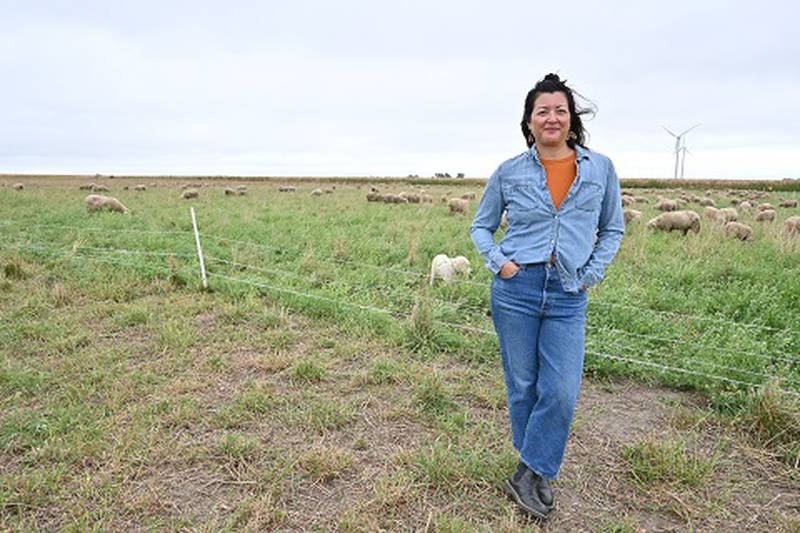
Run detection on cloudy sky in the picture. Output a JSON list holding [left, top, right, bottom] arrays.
[[2, 1, 798, 179]]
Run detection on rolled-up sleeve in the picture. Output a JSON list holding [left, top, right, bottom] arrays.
[[470, 166, 510, 274], [579, 158, 625, 288]]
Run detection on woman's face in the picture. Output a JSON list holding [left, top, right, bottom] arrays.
[[528, 91, 571, 149]]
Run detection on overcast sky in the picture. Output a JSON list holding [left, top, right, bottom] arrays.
[[2, 1, 798, 179]]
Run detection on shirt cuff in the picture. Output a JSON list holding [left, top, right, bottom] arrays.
[[488, 249, 510, 274]]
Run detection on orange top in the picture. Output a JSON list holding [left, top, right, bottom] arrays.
[[542, 152, 577, 209]]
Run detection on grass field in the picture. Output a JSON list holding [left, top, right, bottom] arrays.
[[1, 177, 799, 530]]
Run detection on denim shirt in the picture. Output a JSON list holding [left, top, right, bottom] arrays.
[[470, 144, 625, 294]]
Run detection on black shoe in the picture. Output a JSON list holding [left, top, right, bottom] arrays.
[[504, 462, 552, 519]]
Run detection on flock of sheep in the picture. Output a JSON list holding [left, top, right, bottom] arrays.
[[624, 189, 800, 239], [7, 179, 800, 240]]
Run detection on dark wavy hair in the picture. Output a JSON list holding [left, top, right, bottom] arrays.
[[520, 73, 595, 149]]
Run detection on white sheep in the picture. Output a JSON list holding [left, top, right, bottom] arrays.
[[754, 210, 776, 222], [429, 254, 472, 284], [181, 189, 199, 199], [224, 187, 237, 196], [646, 210, 701, 235], [85, 194, 130, 214], [698, 197, 716, 207], [623, 208, 642, 224], [779, 199, 798, 208], [13, 182, 24, 190], [310, 188, 323, 196], [724, 221, 752, 241], [134, 184, 147, 191], [448, 198, 469, 214], [278, 185, 297, 192], [655, 198, 678, 211], [236, 185, 248, 195], [783, 216, 800, 236], [461, 192, 477, 200], [758, 203, 774, 211]]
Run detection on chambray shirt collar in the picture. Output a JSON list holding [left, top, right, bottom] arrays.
[[527, 144, 591, 165]]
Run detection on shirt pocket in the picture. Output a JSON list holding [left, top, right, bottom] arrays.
[[502, 183, 548, 222], [575, 181, 604, 212]]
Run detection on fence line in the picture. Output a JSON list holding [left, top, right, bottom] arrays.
[[586, 325, 800, 366], [0, 220, 192, 236], [594, 336, 800, 385], [3, 220, 796, 336], [2, 238, 798, 397], [588, 352, 800, 397]]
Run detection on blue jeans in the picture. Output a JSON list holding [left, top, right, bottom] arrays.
[[490, 262, 587, 479]]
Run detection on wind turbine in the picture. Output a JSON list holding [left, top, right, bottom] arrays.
[[663, 124, 700, 179]]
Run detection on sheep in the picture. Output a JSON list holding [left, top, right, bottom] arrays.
[[448, 198, 469, 214], [738, 200, 753, 210], [84, 194, 130, 214], [420, 194, 434, 203], [13, 182, 24, 190], [758, 203, 774, 211], [724, 221, 752, 241], [698, 197, 716, 207], [399, 191, 421, 203], [323, 188, 334, 194], [366, 192, 382, 202], [621, 195, 636, 207], [783, 216, 800, 236], [461, 192, 477, 200], [382, 193, 408, 204], [310, 188, 323, 196], [754, 210, 776, 222], [646, 210, 701, 235], [429, 254, 472, 284], [278, 185, 297, 192], [134, 184, 147, 191], [123, 185, 130, 190], [634, 196, 650, 204], [779, 199, 798, 208], [623, 208, 642, 224], [93, 184, 110, 192], [224, 187, 237, 196], [236, 185, 248, 195], [705, 206, 737, 223], [79, 183, 96, 190], [655, 198, 678, 211], [181, 189, 199, 199]]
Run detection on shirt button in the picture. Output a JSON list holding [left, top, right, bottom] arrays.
[[549, 239, 554, 244], [554, 215, 559, 220]]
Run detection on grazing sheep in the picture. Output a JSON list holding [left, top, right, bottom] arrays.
[[448, 198, 469, 214], [754, 210, 776, 222], [399, 191, 421, 203], [783, 216, 800, 236], [461, 192, 477, 200], [366, 192, 382, 202], [621, 195, 636, 207], [646, 210, 701, 235], [310, 188, 323, 196], [382, 193, 408, 204], [429, 254, 472, 284], [623, 208, 642, 224], [634, 196, 650, 204], [134, 184, 147, 191], [739, 200, 754, 210], [13, 182, 24, 190], [779, 199, 798, 208], [724, 221, 752, 241], [705, 206, 737, 223], [440, 195, 448, 203], [758, 203, 774, 211], [278, 185, 297, 192], [123, 186, 130, 191], [420, 194, 434, 203], [655, 198, 678, 211], [370, 186, 380, 193], [236, 185, 248, 195], [698, 197, 716, 207], [181, 189, 199, 199], [224, 187, 237, 196], [84, 194, 130, 214], [79, 183, 96, 190], [93, 184, 110, 192]]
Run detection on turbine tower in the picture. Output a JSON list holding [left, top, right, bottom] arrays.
[[663, 124, 700, 179]]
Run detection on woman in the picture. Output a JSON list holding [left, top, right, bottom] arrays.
[[470, 73, 624, 519]]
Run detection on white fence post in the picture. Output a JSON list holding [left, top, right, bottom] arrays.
[[190, 207, 208, 289]]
